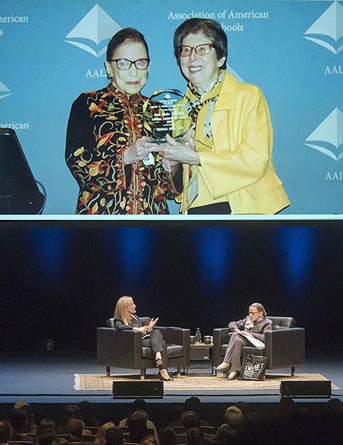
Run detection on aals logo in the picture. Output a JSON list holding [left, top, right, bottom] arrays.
[[304, 1, 343, 54], [305, 108, 343, 161], [65, 4, 121, 57], [0, 80, 10, 100]]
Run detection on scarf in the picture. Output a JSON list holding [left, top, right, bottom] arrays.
[[184, 71, 225, 141], [245, 315, 264, 330]]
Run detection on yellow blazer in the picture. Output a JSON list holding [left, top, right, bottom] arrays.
[[177, 72, 290, 214]]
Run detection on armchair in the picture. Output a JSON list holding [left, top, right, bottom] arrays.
[[97, 318, 190, 379], [213, 316, 305, 376]]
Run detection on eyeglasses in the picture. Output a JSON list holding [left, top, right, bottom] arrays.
[[249, 311, 260, 315], [179, 43, 214, 57], [110, 58, 150, 70]]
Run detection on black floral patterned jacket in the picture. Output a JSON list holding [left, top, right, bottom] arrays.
[[66, 84, 180, 214]]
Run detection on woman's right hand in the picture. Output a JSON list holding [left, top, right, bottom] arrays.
[[124, 136, 158, 165], [134, 326, 149, 334], [158, 134, 200, 165]]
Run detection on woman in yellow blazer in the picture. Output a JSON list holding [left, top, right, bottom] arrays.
[[159, 18, 290, 215]]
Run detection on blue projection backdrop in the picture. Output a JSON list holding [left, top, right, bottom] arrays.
[[0, 0, 342, 215]]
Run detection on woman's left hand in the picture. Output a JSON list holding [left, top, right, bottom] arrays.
[[124, 136, 158, 165], [161, 157, 179, 174], [158, 134, 200, 165]]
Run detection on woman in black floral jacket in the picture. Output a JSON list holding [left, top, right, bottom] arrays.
[[66, 28, 180, 214]]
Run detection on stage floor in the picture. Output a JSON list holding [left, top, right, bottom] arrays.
[[0, 350, 342, 405]]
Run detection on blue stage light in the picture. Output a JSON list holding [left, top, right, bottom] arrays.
[[276, 226, 318, 291], [193, 227, 235, 289], [108, 227, 154, 287], [27, 227, 68, 279]]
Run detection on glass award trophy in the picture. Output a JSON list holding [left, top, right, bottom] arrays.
[[143, 89, 191, 144]]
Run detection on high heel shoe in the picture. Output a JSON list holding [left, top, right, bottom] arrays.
[[214, 362, 230, 372], [158, 371, 174, 381], [226, 371, 238, 380]]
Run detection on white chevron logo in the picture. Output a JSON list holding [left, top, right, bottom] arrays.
[[64, 4, 121, 57], [305, 108, 343, 161], [227, 66, 244, 82], [0, 80, 10, 100], [304, 1, 343, 54]]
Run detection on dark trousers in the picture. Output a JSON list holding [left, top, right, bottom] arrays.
[[188, 202, 231, 214], [142, 329, 168, 369]]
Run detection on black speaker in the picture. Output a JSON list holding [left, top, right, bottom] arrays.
[[0, 128, 45, 214], [112, 380, 163, 398], [280, 380, 331, 398]]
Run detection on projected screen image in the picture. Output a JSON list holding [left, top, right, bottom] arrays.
[[0, 0, 342, 217]]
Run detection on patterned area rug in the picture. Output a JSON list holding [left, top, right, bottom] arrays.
[[74, 373, 338, 391]]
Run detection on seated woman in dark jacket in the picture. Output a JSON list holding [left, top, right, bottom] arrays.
[[215, 302, 272, 380], [114, 296, 173, 381]]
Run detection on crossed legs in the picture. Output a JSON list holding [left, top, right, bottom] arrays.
[[142, 329, 172, 380], [223, 333, 246, 371], [216, 333, 247, 379]]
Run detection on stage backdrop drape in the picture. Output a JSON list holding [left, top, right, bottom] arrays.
[[0, 222, 342, 352]]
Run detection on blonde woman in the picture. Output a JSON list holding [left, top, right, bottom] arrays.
[[114, 296, 173, 381], [94, 422, 115, 445]]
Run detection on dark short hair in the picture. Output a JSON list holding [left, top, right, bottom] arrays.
[[184, 397, 201, 413], [186, 427, 204, 445], [173, 19, 227, 69], [60, 405, 81, 426], [37, 418, 57, 435], [10, 410, 28, 431], [128, 410, 148, 443], [37, 429, 58, 445], [158, 427, 177, 445], [106, 28, 149, 62], [105, 426, 124, 445], [181, 411, 201, 430]]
